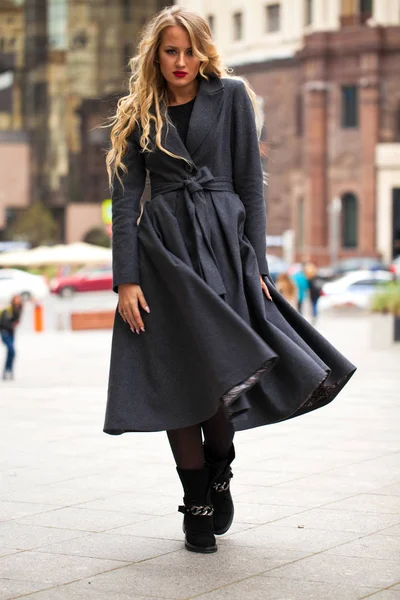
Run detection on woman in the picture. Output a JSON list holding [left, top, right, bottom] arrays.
[[305, 261, 323, 325], [292, 264, 309, 314], [276, 272, 297, 309], [104, 6, 355, 554], [0, 294, 23, 380]]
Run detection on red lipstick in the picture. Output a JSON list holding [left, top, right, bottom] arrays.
[[173, 71, 187, 78]]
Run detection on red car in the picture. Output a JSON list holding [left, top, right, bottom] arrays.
[[50, 266, 113, 297]]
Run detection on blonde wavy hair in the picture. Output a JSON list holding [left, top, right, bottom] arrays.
[[106, 5, 261, 186]]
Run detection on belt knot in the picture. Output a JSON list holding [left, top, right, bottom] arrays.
[[183, 178, 203, 194]]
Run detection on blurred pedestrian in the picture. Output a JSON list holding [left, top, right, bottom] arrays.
[[276, 272, 297, 308], [0, 295, 23, 380], [305, 262, 323, 325], [104, 5, 356, 555], [292, 265, 309, 314]]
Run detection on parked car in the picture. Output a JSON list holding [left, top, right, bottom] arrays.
[[0, 268, 49, 303], [390, 255, 400, 277], [50, 265, 113, 297], [318, 270, 394, 312], [318, 257, 392, 281]]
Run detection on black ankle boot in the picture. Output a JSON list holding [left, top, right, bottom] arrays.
[[204, 444, 235, 535], [177, 467, 217, 554]]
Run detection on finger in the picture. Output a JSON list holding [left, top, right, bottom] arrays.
[[137, 290, 150, 314], [125, 298, 144, 332], [262, 281, 273, 301], [118, 304, 128, 323], [132, 304, 145, 331], [125, 303, 140, 333]]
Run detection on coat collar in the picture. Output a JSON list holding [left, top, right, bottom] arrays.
[[186, 74, 224, 158], [160, 74, 225, 164]]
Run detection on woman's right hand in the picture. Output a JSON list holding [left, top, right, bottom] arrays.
[[118, 283, 150, 334]]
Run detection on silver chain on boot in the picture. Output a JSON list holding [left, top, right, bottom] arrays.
[[179, 505, 214, 516]]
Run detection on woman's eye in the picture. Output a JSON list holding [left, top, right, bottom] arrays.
[[187, 49, 193, 56], [166, 49, 176, 55]]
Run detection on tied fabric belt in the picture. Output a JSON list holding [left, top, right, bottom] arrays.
[[151, 166, 235, 296]]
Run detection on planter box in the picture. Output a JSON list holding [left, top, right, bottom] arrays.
[[370, 313, 400, 349], [71, 311, 114, 331]]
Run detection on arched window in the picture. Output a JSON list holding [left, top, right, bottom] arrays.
[[342, 193, 358, 248]]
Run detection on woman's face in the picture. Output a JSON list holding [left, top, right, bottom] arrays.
[[158, 25, 201, 94]]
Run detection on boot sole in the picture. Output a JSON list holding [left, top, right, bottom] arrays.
[[185, 541, 218, 554]]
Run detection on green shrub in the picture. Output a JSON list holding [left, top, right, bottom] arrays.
[[371, 282, 400, 316]]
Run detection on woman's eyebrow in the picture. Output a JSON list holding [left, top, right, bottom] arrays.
[[164, 45, 193, 50]]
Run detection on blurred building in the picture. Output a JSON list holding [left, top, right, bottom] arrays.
[[0, 0, 29, 233], [181, 0, 400, 264], [0, 0, 165, 243]]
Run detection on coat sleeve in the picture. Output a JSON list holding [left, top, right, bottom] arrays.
[[231, 80, 269, 276], [111, 136, 146, 292]]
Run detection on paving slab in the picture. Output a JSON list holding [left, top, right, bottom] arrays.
[[66, 545, 311, 599], [34, 532, 182, 562], [0, 314, 399, 599], [193, 577, 380, 600], [323, 493, 400, 514], [268, 507, 400, 534], [373, 484, 400, 497], [20, 585, 159, 600], [0, 579, 51, 600], [0, 550, 128, 585], [325, 533, 400, 560], [265, 554, 400, 588], [0, 501, 60, 522], [0, 522, 88, 550], [14, 506, 153, 533], [365, 592, 400, 600], [220, 522, 362, 552]]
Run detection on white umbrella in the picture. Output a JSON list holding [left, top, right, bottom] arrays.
[[0, 242, 111, 267]]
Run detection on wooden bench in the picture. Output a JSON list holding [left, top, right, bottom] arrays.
[[70, 310, 115, 331]]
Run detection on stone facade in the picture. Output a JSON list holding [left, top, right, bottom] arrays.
[[235, 23, 400, 264], [179, 0, 400, 66]]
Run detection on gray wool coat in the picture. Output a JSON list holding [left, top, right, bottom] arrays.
[[104, 74, 355, 435]]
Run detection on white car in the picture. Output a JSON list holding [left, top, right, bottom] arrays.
[[318, 270, 394, 312], [0, 269, 49, 304]]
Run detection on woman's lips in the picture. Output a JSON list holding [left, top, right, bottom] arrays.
[[173, 72, 187, 78]]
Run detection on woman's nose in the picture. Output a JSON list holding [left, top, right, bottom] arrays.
[[176, 53, 186, 67]]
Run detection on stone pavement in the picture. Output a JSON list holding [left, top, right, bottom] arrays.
[[0, 313, 399, 600]]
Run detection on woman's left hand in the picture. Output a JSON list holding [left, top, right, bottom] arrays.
[[260, 275, 272, 301]]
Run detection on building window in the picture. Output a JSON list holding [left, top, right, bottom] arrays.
[[295, 93, 303, 137], [266, 4, 281, 32], [360, 0, 373, 23], [233, 12, 243, 41], [342, 193, 358, 248], [207, 14, 215, 35], [48, 0, 67, 50], [305, 0, 313, 26], [341, 85, 358, 128]]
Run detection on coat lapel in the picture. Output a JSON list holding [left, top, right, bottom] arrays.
[[151, 74, 225, 165], [185, 74, 224, 158]]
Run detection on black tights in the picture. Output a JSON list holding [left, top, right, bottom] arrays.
[[167, 404, 234, 470]]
